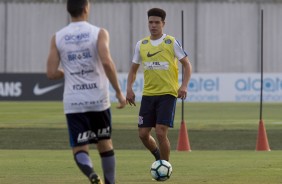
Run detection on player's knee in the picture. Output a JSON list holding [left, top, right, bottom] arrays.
[[72, 145, 89, 155], [156, 132, 167, 141], [155, 129, 166, 138], [139, 132, 150, 141], [97, 139, 113, 152], [139, 133, 146, 141], [155, 125, 168, 139]]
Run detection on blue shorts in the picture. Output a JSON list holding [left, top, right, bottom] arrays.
[[138, 95, 177, 128], [66, 109, 112, 147]]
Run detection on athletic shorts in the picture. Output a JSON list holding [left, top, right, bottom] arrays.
[[138, 95, 177, 128], [66, 108, 112, 147]]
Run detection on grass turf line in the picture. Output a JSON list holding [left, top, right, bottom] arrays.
[[0, 102, 281, 150], [0, 150, 281, 184]]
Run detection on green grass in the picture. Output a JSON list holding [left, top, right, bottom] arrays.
[[0, 102, 282, 183], [0, 102, 281, 150], [0, 150, 282, 184]]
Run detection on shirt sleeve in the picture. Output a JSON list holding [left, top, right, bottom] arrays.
[[132, 40, 142, 64], [174, 39, 188, 61]]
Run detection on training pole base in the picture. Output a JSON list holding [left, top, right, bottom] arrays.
[[256, 119, 271, 151], [176, 120, 191, 152]]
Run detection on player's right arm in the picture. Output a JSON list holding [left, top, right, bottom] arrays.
[[126, 41, 141, 106], [126, 63, 139, 106], [46, 35, 64, 80], [97, 28, 126, 109]]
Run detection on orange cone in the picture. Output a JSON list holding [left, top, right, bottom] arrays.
[[176, 120, 191, 151], [256, 119, 271, 151]]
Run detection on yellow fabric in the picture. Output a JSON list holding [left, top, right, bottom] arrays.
[[140, 35, 179, 97]]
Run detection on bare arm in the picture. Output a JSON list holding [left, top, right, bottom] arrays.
[[97, 28, 126, 109], [46, 35, 64, 80], [126, 63, 140, 106], [178, 56, 192, 99]]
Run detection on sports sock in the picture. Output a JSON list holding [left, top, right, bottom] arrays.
[[100, 150, 115, 184], [74, 151, 95, 178], [151, 148, 160, 160]]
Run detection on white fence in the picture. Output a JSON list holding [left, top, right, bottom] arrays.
[[0, 2, 282, 73]]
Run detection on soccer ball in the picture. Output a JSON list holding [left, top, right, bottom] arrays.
[[150, 160, 172, 181]]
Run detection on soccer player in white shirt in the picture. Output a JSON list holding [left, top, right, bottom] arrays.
[[46, 0, 126, 183]]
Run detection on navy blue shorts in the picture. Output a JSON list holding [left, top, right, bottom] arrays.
[[66, 108, 112, 147], [138, 95, 177, 128]]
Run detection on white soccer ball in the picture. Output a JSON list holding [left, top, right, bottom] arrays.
[[150, 160, 172, 181]]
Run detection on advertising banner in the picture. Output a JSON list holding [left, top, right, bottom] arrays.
[[186, 73, 282, 102], [1, 73, 282, 102], [109, 73, 282, 103], [0, 74, 63, 101]]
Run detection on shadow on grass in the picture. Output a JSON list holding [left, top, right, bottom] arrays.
[[0, 128, 281, 150]]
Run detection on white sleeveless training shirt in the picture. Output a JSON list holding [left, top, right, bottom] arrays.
[[56, 21, 110, 114]]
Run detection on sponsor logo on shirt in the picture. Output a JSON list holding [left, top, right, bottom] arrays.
[[70, 69, 94, 77], [67, 49, 92, 61], [143, 61, 169, 70], [73, 83, 97, 90], [147, 50, 162, 57], [64, 32, 90, 43], [71, 100, 104, 107]]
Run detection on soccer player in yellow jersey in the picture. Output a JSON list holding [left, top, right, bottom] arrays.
[[126, 8, 192, 162]]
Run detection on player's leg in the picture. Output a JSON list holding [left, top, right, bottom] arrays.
[[139, 127, 160, 160], [138, 96, 160, 160], [66, 113, 102, 184], [155, 94, 177, 161], [96, 139, 115, 184], [72, 145, 100, 182], [91, 109, 115, 184], [155, 124, 170, 161]]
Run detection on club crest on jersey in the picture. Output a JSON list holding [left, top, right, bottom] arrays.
[[165, 39, 172, 44], [142, 40, 149, 44], [138, 116, 144, 125]]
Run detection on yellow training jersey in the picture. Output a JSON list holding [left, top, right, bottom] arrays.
[[140, 35, 179, 97]]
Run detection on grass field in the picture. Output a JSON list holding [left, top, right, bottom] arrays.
[[0, 102, 282, 183]]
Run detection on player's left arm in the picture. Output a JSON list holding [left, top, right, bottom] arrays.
[[178, 56, 192, 99], [98, 28, 126, 109], [46, 35, 64, 80], [173, 39, 192, 99]]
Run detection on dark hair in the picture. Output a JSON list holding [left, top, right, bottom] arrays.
[[67, 0, 88, 18], [147, 8, 166, 21]]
